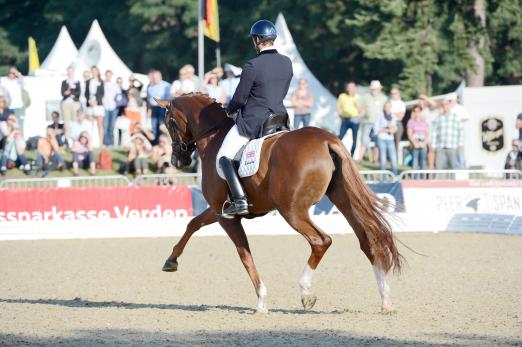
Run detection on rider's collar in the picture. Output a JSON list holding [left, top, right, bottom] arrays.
[[258, 48, 277, 55]]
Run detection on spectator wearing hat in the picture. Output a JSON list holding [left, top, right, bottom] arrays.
[[373, 102, 398, 175], [60, 66, 81, 135], [357, 80, 387, 163], [431, 98, 464, 170], [447, 92, 469, 169], [389, 87, 406, 151], [71, 131, 96, 176], [0, 115, 30, 175], [407, 104, 429, 174], [220, 64, 241, 106], [291, 78, 314, 129], [336, 81, 361, 157]]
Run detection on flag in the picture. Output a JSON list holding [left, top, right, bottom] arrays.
[[28, 37, 40, 73], [203, 0, 220, 42]]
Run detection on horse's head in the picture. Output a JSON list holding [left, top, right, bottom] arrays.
[[155, 98, 196, 169]]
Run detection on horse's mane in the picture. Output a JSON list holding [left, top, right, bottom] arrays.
[[174, 92, 232, 132]]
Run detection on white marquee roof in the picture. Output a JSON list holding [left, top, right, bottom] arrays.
[[274, 13, 338, 131], [36, 26, 78, 76]]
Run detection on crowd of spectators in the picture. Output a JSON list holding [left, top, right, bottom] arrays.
[[0, 62, 521, 179]]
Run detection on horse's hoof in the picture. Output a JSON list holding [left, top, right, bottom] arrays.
[[254, 307, 268, 315], [301, 295, 317, 311], [162, 258, 178, 272], [380, 305, 397, 315]]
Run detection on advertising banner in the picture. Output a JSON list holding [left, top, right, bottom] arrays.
[[402, 180, 522, 215], [0, 186, 193, 222]]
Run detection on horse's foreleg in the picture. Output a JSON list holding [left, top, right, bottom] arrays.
[[219, 217, 268, 313], [162, 208, 217, 272]]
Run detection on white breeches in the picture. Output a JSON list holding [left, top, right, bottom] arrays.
[[216, 125, 249, 178]]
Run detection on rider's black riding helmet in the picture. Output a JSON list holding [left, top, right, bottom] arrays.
[[250, 20, 277, 53]]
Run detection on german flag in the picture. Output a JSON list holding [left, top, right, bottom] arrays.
[[203, 0, 220, 42]]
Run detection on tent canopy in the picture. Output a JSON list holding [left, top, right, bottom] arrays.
[[77, 20, 132, 80], [274, 13, 337, 132], [36, 26, 79, 76]]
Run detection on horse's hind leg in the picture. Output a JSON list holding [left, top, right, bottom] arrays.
[[328, 191, 394, 312], [219, 217, 268, 313], [163, 208, 217, 272], [279, 210, 332, 311]]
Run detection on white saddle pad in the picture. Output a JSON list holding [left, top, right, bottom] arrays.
[[238, 131, 287, 178]]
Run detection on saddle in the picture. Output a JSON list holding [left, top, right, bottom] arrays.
[[233, 113, 290, 178]]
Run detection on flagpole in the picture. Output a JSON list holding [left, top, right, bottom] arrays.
[[198, 0, 204, 85], [215, 44, 221, 68]]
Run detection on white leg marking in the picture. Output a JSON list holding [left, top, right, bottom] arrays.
[[373, 265, 393, 311], [298, 264, 315, 297], [256, 281, 268, 313]]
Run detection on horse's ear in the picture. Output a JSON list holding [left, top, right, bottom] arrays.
[[154, 98, 170, 109]]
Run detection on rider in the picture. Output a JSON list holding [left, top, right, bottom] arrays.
[[218, 19, 293, 218]]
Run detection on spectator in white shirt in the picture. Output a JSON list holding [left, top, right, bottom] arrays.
[[170, 65, 197, 97], [102, 70, 119, 146], [202, 72, 225, 104], [70, 110, 93, 142], [2, 66, 26, 133], [219, 64, 241, 106]]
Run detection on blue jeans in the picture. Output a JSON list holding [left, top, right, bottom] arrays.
[[151, 106, 166, 143], [412, 146, 427, 179], [377, 138, 398, 175], [338, 118, 360, 157], [0, 154, 28, 168], [103, 109, 118, 146], [294, 114, 310, 129]]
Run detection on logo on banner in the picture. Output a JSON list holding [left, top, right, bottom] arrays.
[[480, 117, 504, 152]]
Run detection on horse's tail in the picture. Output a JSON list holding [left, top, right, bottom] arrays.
[[328, 141, 402, 274]]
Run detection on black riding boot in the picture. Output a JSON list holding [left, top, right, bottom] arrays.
[[219, 156, 249, 218]]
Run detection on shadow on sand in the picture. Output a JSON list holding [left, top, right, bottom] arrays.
[[0, 329, 520, 347]]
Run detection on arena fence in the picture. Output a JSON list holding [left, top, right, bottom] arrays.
[[1, 169, 520, 190], [359, 170, 396, 183], [0, 175, 132, 189], [133, 173, 200, 187], [399, 169, 522, 180]]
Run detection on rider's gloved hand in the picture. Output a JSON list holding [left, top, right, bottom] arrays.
[[226, 110, 238, 121]]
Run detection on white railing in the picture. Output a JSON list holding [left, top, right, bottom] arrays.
[[359, 170, 396, 183], [0, 175, 131, 189], [133, 173, 200, 187], [1, 169, 520, 190], [399, 169, 522, 180]]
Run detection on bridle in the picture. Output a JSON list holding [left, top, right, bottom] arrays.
[[166, 104, 222, 164]]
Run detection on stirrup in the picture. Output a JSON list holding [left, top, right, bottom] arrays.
[[220, 199, 249, 219]]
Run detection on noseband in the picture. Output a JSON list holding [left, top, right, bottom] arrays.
[[167, 108, 196, 163]]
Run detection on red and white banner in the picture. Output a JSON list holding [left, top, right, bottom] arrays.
[[402, 180, 522, 215], [0, 186, 193, 222]]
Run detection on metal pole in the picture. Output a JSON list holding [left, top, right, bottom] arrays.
[[215, 45, 221, 67], [198, 0, 204, 84]]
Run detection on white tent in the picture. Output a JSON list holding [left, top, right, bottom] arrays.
[[77, 19, 132, 80], [35, 26, 79, 77], [274, 13, 337, 132]]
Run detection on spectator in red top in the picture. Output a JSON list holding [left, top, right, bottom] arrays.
[[407, 104, 430, 175]]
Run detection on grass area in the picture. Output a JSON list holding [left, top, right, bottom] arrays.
[[0, 147, 408, 182]]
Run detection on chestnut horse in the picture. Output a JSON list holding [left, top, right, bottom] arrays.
[[156, 94, 402, 313]]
